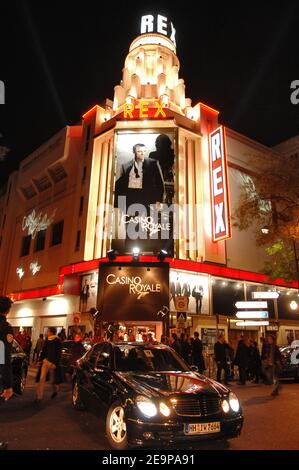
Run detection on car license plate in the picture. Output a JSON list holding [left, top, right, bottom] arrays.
[[184, 422, 221, 435]]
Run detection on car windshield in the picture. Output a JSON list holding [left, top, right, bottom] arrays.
[[114, 345, 190, 372]]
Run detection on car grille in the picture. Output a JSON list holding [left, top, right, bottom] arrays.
[[172, 396, 221, 417]]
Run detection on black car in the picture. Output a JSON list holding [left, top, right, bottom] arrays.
[[72, 342, 243, 449], [279, 345, 299, 381], [0, 340, 28, 396]]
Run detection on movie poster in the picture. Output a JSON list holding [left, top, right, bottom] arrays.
[[112, 131, 175, 255], [97, 263, 169, 322], [80, 271, 99, 313], [169, 270, 209, 315]]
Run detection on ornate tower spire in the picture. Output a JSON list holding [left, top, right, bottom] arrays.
[[113, 14, 191, 116]]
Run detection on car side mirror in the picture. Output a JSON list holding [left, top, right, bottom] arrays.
[[190, 365, 199, 372]]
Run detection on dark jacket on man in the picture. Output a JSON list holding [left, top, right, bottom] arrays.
[[234, 339, 250, 367], [114, 158, 164, 207], [171, 339, 182, 356], [192, 338, 206, 372], [0, 314, 13, 390], [40, 336, 62, 367], [214, 341, 228, 366], [180, 339, 191, 363]]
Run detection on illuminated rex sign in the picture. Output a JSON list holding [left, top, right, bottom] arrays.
[[120, 99, 169, 120], [140, 14, 176, 46], [209, 126, 231, 242]]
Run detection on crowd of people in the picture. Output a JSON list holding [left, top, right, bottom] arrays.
[[213, 333, 283, 396]]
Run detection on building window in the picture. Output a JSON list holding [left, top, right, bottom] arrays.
[[51, 221, 64, 246], [82, 166, 87, 184], [79, 196, 84, 217], [211, 278, 245, 316], [75, 230, 81, 251], [85, 124, 91, 153], [34, 229, 46, 252], [21, 235, 31, 257]]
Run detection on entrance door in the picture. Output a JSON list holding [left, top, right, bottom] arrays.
[[101, 321, 163, 342]]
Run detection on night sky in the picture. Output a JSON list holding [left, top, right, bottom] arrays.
[[1, 1, 299, 187]]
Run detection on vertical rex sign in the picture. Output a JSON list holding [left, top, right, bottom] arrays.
[[209, 125, 231, 242]]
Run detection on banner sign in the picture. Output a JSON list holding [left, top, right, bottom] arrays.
[[119, 99, 169, 121], [113, 131, 175, 255], [140, 14, 176, 46], [97, 262, 169, 321], [209, 126, 231, 242]]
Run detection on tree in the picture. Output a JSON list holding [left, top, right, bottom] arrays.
[[233, 150, 299, 282]]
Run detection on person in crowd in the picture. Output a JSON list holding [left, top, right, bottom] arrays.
[[234, 335, 250, 385], [35, 327, 62, 403], [226, 340, 235, 380], [66, 333, 86, 380], [214, 334, 231, 385], [16, 330, 27, 350], [33, 334, 44, 363], [214, 334, 230, 385], [58, 328, 66, 342], [171, 333, 182, 356], [127, 331, 136, 342], [0, 296, 14, 450], [24, 335, 32, 362], [250, 341, 262, 384], [191, 332, 206, 373], [142, 333, 148, 342], [147, 332, 155, 343], [180, 332, 191, 364], [160, 335, 169, 345], [262, 335, 283, 395]]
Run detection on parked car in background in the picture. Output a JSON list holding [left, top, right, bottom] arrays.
[[0, 340, 28, 397], [72, 342, 243, 449], [279, 343, 299, 381]]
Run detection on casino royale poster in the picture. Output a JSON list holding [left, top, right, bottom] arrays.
[[98, 264, 170, 321], [112, 131, 175, 255]]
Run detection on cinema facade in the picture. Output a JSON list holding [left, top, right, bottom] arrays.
[[1, 14, 299, 351]]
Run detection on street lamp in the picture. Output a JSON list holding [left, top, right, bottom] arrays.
[[290, 300, 298, 311], [132, 247, 140, 261]]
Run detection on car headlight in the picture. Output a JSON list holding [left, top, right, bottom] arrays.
[[221, 399, 230, 413], [136, 396, 157, 417], [229, 392, 240, 412], [160, 402, 171, 417]]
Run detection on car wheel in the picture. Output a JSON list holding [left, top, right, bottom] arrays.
[[106, 401, 128, 450], [72, 380, 86, 410]]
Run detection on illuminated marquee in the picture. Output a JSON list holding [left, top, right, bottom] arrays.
[[121, 99, 168, 120], [209, 126, 231, 242], [140, 14, 176, 46]]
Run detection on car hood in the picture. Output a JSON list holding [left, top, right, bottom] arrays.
[[114, 371, 229, 398]]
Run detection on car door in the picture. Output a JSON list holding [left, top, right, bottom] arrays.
[[77, 343, 104, 408], [88, 343, 116, 415]]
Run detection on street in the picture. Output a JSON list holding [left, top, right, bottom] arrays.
[[0, 367, 298, 450]]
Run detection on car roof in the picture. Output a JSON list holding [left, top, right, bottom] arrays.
[[105, 341, 170, 349]]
